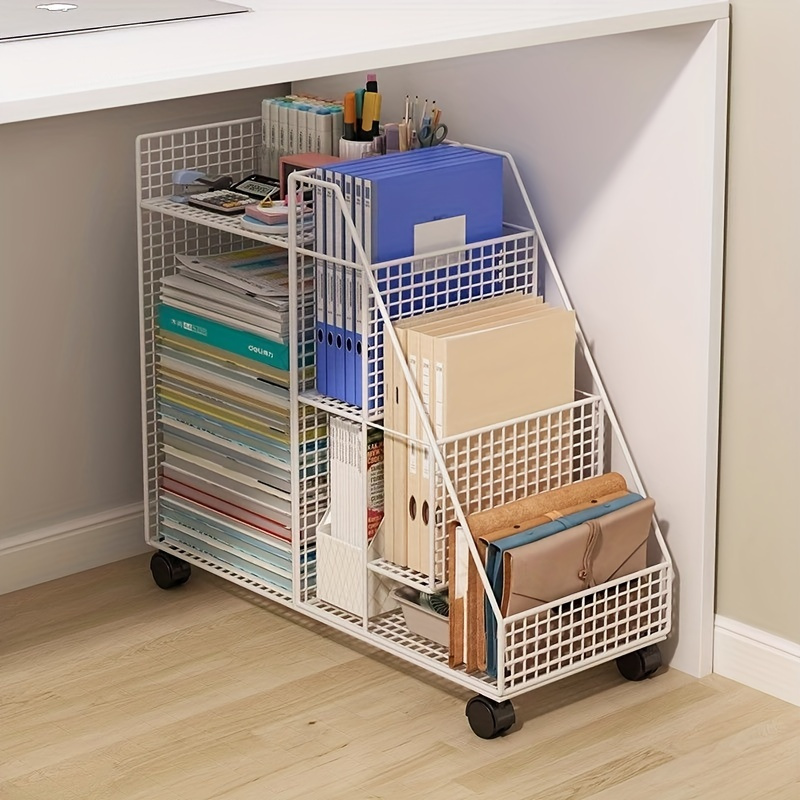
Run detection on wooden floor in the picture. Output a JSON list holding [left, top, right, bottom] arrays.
[[1, 557, 798, 800]]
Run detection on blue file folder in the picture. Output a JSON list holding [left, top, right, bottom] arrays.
[[317, 146, 505, 411], [314, 178, 328, 394]]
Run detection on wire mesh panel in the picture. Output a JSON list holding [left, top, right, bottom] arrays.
[[137, 119, 307, 599], [499, 563, 671, 695], [365, 227, 538, 418], [136, 122, 675, 710], [137, 118, 260, 202], [430, 396, 604, 587], [297, 407, 329, 602], [138, 211, 256, 540]]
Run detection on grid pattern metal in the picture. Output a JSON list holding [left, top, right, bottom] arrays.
[[428, 397, 603, 586], [141, 196, 304, 248], [297, 403, 329, 603], [367, 559, 432, 591], [500, 565, 671, 692], [137, 119, 260, 202], [137, 118, 272, 544], [138, 214, 255, 540], [137, 120, 673, 708], [365, 227, 538, 419], [291, 168, 537, 421]]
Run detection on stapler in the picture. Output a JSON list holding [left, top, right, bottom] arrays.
[[170, 169, 233, 203]]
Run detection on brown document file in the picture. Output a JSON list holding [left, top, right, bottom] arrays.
[[501, 497, 655, 617]]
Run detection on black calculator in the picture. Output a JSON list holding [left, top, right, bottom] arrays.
[[187, 189, 256, 215], [230, 174, 281, 201]]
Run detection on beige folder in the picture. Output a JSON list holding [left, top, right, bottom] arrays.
[[433, 307, 576, 437], [404, 300, 553, 573], [388, 294, 544, 570]]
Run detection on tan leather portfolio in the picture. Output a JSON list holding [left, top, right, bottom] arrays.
[[501, 497, 655, 617]]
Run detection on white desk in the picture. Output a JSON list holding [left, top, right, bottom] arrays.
[[2, 0, 726, 124], [0, 0, 729, 677]]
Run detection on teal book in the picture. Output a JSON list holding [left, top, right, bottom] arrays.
[[158, 303, 289, 371]]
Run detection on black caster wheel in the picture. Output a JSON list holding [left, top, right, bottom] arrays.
[[150, 551, 191, 590], [616, 644, 662, 681], [465, 695, 516, 739]]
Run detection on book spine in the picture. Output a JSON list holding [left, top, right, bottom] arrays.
[[269, 99, 280, 177], [261, 100, 271, 175], [287, 103, 298, 155], [366, 428, 384, 541], [158, 304, 290, 371]]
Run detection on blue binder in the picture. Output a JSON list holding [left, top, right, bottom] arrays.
[[484, 492, 644, 677], [321, 147, 505, 411], [314, 176, 328, 395]]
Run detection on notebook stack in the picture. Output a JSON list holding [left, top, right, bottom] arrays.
[[155, 245, 320, 595]]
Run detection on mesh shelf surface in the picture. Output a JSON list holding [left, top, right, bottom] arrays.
[[156, 541, 293, 607], [141, 196, 302, 249]]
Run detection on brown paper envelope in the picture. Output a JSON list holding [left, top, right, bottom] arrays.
[[502, 498, 655, 617], [463, 473, 628, 673]]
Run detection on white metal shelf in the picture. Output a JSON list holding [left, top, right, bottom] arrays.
[[136, 117, 673, 723], [141, 196, 310, 249]]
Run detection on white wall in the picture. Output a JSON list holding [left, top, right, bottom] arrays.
[[715, 0, 800, 645], [0, 85, 287, 591]]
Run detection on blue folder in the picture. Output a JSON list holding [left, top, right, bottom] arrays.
[[485, 492, 644, 677], [320, 147, 505, 411]]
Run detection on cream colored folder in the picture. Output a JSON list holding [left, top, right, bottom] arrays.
[[432, 308, 576, 437], [407, 302, 557, 572], [399, 298, 549, 572], [387, 294, 541, 569]]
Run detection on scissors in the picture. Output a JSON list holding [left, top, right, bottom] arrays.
[[417, 122, 448, 147]]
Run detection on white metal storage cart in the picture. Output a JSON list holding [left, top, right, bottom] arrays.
[[137, 117, 673, 739]]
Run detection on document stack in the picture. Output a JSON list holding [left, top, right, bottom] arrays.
[[155, 245, 320, 595], [449, 472, 656, 678]]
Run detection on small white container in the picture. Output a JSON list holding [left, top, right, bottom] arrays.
[[391, 586, 449, 647]]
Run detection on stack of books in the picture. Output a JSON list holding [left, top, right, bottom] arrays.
[[155, 245, 320, 595]]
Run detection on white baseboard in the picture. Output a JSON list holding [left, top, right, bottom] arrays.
[[0, 504, 149, 595], [713, 615, 800, 707]]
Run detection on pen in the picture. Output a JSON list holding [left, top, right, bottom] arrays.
[[355, 88, 366, 140], [343, 92, 356, 141], [371, 92, 382, 139], [361, 91, 378, 140]]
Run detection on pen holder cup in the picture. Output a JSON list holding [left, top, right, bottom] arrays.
[[338, 138, 376, 160]]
